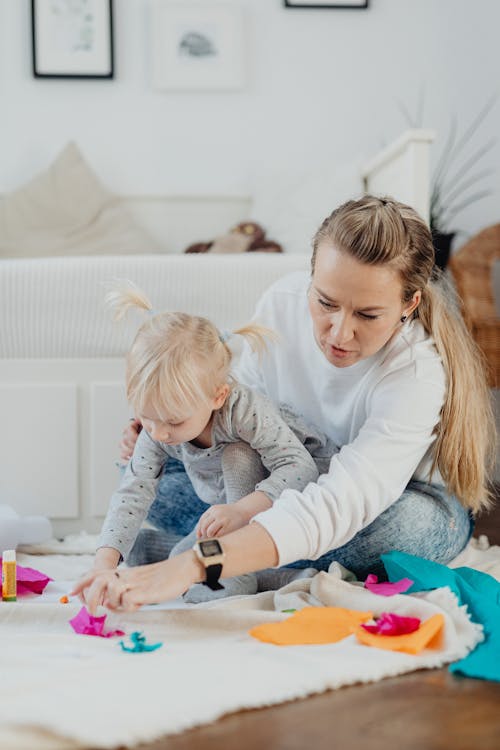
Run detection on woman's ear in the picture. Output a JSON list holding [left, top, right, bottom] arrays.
[[403, 290, 422, 319], [213, 383, 230, 409]]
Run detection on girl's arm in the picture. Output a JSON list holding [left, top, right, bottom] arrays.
[[97, 428, 167, 562], [228, 386, 319, 501], [196, 386, 319, 537], [93, 546, 121, 571], [197, 490, 272, 538]]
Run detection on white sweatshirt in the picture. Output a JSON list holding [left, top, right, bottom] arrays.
[[234, 271, 447, 566]]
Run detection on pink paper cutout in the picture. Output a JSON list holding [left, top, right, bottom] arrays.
[[0, 557, 52, 596], [364, 573, 413, 596], [69, 606, 125, 638], [361, 612, 421, 635]]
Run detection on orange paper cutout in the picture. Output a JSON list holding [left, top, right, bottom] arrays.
[[355, 613, 445, 654], [249, 606, 373, 646]]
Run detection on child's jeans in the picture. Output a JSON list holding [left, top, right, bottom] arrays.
[[147, 458, 473, 580]]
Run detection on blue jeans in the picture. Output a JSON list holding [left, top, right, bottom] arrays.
[[147, 459, 473, 579]]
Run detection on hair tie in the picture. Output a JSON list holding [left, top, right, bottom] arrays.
[[219, 330, 232, 344]]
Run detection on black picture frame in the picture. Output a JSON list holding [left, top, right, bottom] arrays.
[[32, 0, 114, 79], [284, 1, 368, 8]]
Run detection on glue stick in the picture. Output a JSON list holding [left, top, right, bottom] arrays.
[[2, 549, 17, 602]]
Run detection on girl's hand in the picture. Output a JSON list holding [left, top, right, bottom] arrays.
[[196, 504, 248, 539], [72, 548, 121, 608], [71, 568, 122, 613], [119, 418, 142, 462], [70, 553, 204, 614]]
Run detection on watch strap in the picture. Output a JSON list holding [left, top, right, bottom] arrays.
[[202, 563, 224, 591]]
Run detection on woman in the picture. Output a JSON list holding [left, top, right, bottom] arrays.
[[74, 195, 496, 612]]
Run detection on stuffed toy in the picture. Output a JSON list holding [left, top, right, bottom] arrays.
[[185, 221, 283, 254], [0, 504, 52, 552]]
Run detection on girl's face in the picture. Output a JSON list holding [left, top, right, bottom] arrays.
[[308, 243, 420, 368], [139, 385, 229, 446]]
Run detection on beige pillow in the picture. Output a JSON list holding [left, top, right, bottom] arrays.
[[0, 142, 162, 258]]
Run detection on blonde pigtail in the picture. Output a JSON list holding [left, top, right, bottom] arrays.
[[104, 279, 154, 321], [232, 324, 278, 358]]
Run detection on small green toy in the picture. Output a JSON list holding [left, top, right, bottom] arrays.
[[119, 631, 163, 653]]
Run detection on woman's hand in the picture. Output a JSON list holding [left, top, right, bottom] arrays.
[[119, 418, 142, 462], [196, 504, 248, 538], [70, 552, 204, 614]]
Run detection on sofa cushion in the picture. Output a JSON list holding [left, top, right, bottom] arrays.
[[0, 143, 162, 258]]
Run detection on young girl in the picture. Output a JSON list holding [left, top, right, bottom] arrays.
[[95, 282, 331, 601]]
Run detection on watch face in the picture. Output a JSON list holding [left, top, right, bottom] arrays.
[[199, 539, 223, 557]]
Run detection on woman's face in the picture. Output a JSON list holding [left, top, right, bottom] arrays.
[[308, 243, 419, 368]]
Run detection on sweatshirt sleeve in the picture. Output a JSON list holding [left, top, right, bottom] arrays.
[[97, 429, 168, 560], [252, 364, 446, 566], [227, 388, 319, 501]]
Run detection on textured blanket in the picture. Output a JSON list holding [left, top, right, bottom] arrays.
[[0, 565, 482, 750]]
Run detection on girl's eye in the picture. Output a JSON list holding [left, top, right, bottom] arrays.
[[358, 312, 379, 320]]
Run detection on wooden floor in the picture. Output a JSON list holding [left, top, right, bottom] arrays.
[[137, 500, 500, 750]]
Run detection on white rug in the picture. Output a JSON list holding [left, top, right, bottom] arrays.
[[0, 557, 484, 750]]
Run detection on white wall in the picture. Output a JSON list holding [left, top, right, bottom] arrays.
[[0, 0, 498, 245]]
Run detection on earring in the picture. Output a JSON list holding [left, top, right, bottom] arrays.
[[400, 315, 408, 323]]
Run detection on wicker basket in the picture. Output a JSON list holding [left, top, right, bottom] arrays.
[[448, 224, 500, 388]]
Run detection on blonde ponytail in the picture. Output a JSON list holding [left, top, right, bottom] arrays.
[[417, 275, 496, 511]]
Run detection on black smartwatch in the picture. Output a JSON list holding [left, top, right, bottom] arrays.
[[192, 539, 226, 591]]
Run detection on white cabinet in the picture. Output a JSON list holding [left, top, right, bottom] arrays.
[[0, 360, 129, 536]]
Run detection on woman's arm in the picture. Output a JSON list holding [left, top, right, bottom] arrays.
[[71, 521, 279, 613], [252, 366, 447, 567], [119, 418, 142, 462]]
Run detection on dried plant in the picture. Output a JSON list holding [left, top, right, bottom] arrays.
[[396, 93, 497, 233]]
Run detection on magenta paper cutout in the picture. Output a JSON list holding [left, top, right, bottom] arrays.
[[69, 606, 125, 638], [361, 612, 421, 635], [364, 573, 413, 596], [0, 557, 52, 596]]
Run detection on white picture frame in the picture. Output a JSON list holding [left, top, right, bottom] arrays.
[[152, 2, 244, 92], [31, 0, 114, 79]]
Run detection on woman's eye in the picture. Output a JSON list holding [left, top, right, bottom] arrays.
[[318, 298, 334, 309], [358, 312, 379, 320]]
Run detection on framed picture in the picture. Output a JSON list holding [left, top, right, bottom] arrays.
[[31, 0, 114, 79], [284, 1, 368, 8], [152, 2, 244, 92]]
